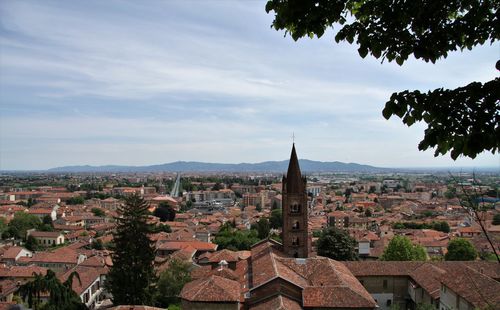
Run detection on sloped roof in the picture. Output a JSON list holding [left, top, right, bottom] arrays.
[[303, 286, 376, 308], [59, 265, 107, 296], [157, 240, 217, 252], [208, 249, 239, 263], [0, 265, 47, 278], [180, 275, 240, 302], [439, 264, 500, 309], [2, 246, 27, 259], [248, 239, 375, 308], [409, 264, 446, 299], [248, 295, 301, 310]]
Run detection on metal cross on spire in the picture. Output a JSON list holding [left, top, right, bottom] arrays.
[[292, 132, 295, 143]]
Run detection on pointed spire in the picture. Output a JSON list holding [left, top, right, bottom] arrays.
[[285, 143, 304, 193]]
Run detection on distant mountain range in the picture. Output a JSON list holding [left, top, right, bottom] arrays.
[[47, 160, 390, 173]]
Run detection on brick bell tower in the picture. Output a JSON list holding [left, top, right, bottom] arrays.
[[282, 143, 309, 258]]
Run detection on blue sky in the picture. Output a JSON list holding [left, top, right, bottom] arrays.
[[0, 0, 498, 170]]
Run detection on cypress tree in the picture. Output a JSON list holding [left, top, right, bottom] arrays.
[[107, 194, 156, 305]]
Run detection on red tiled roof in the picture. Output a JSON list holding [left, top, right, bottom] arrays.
[[109, 306, 164, 310], [29, 231, 63, 238], [0, 265, 47, 278], [439, 264, 500, 309], [344, 261, 425, 276], [28, 208, 53, 214], [208, 249, 239, 263], [303, 286, 376, 308], [24, 246, 83, 264], [248, 295, 301, 310], [409, 264, 446, 299], [157, 241, 217, 252], [180, 275, 240, 302], [59, 265, 107, 295], [2, 246, 26, 259]]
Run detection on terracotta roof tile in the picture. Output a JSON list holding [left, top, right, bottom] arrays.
[[303, 286, 376, 308], [208, 249, 239, 263], [439, 264, 500, 309], [59, 265, 107, 295], [248, 295, 301, 310], [0, 265, 47, 278], [180, 275, 240, 302], [2, 246, 27, 260]]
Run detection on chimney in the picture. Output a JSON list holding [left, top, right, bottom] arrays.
[[218, 260, 228, 271]]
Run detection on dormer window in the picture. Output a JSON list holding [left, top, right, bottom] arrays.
[[291, 204, 300, 213]]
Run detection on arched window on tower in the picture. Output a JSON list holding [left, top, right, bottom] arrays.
[[291, 203, 300, 213], [292, 221, 300, 230], [292, 237, 299, 246]]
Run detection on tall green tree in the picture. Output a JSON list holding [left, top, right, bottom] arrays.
[[316, 227, 358, 261], [381, 235, 427, 261], [107, 194, 156, 306], [445, 238, 477, 261], [156, 259, 192, 307], [266, 0, 499, 159]]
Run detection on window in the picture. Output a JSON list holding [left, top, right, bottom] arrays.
[[292, 221, 300, 230], [383, 279, 388, 289], [386, 300, 392, 306], [291, 204, 300, 213], [292, 237, 299, 246]]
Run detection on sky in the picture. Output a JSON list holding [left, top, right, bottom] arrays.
[[0, 0, 499, 170]]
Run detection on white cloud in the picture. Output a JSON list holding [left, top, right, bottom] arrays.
[[0, 0, 498, 170]]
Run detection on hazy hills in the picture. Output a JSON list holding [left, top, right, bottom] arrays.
[[47, 160, 388, 173]]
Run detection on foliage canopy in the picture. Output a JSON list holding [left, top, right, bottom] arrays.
[[265, 0, 499, 159], [445, 238, 478, 261], [4, 212, 41, 240], [316, 227, 358, 261], [214, 223, 260, 251], [156, 259, 192, 307], [380, 235, 427, 261], [153, 202, 176, 222]]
